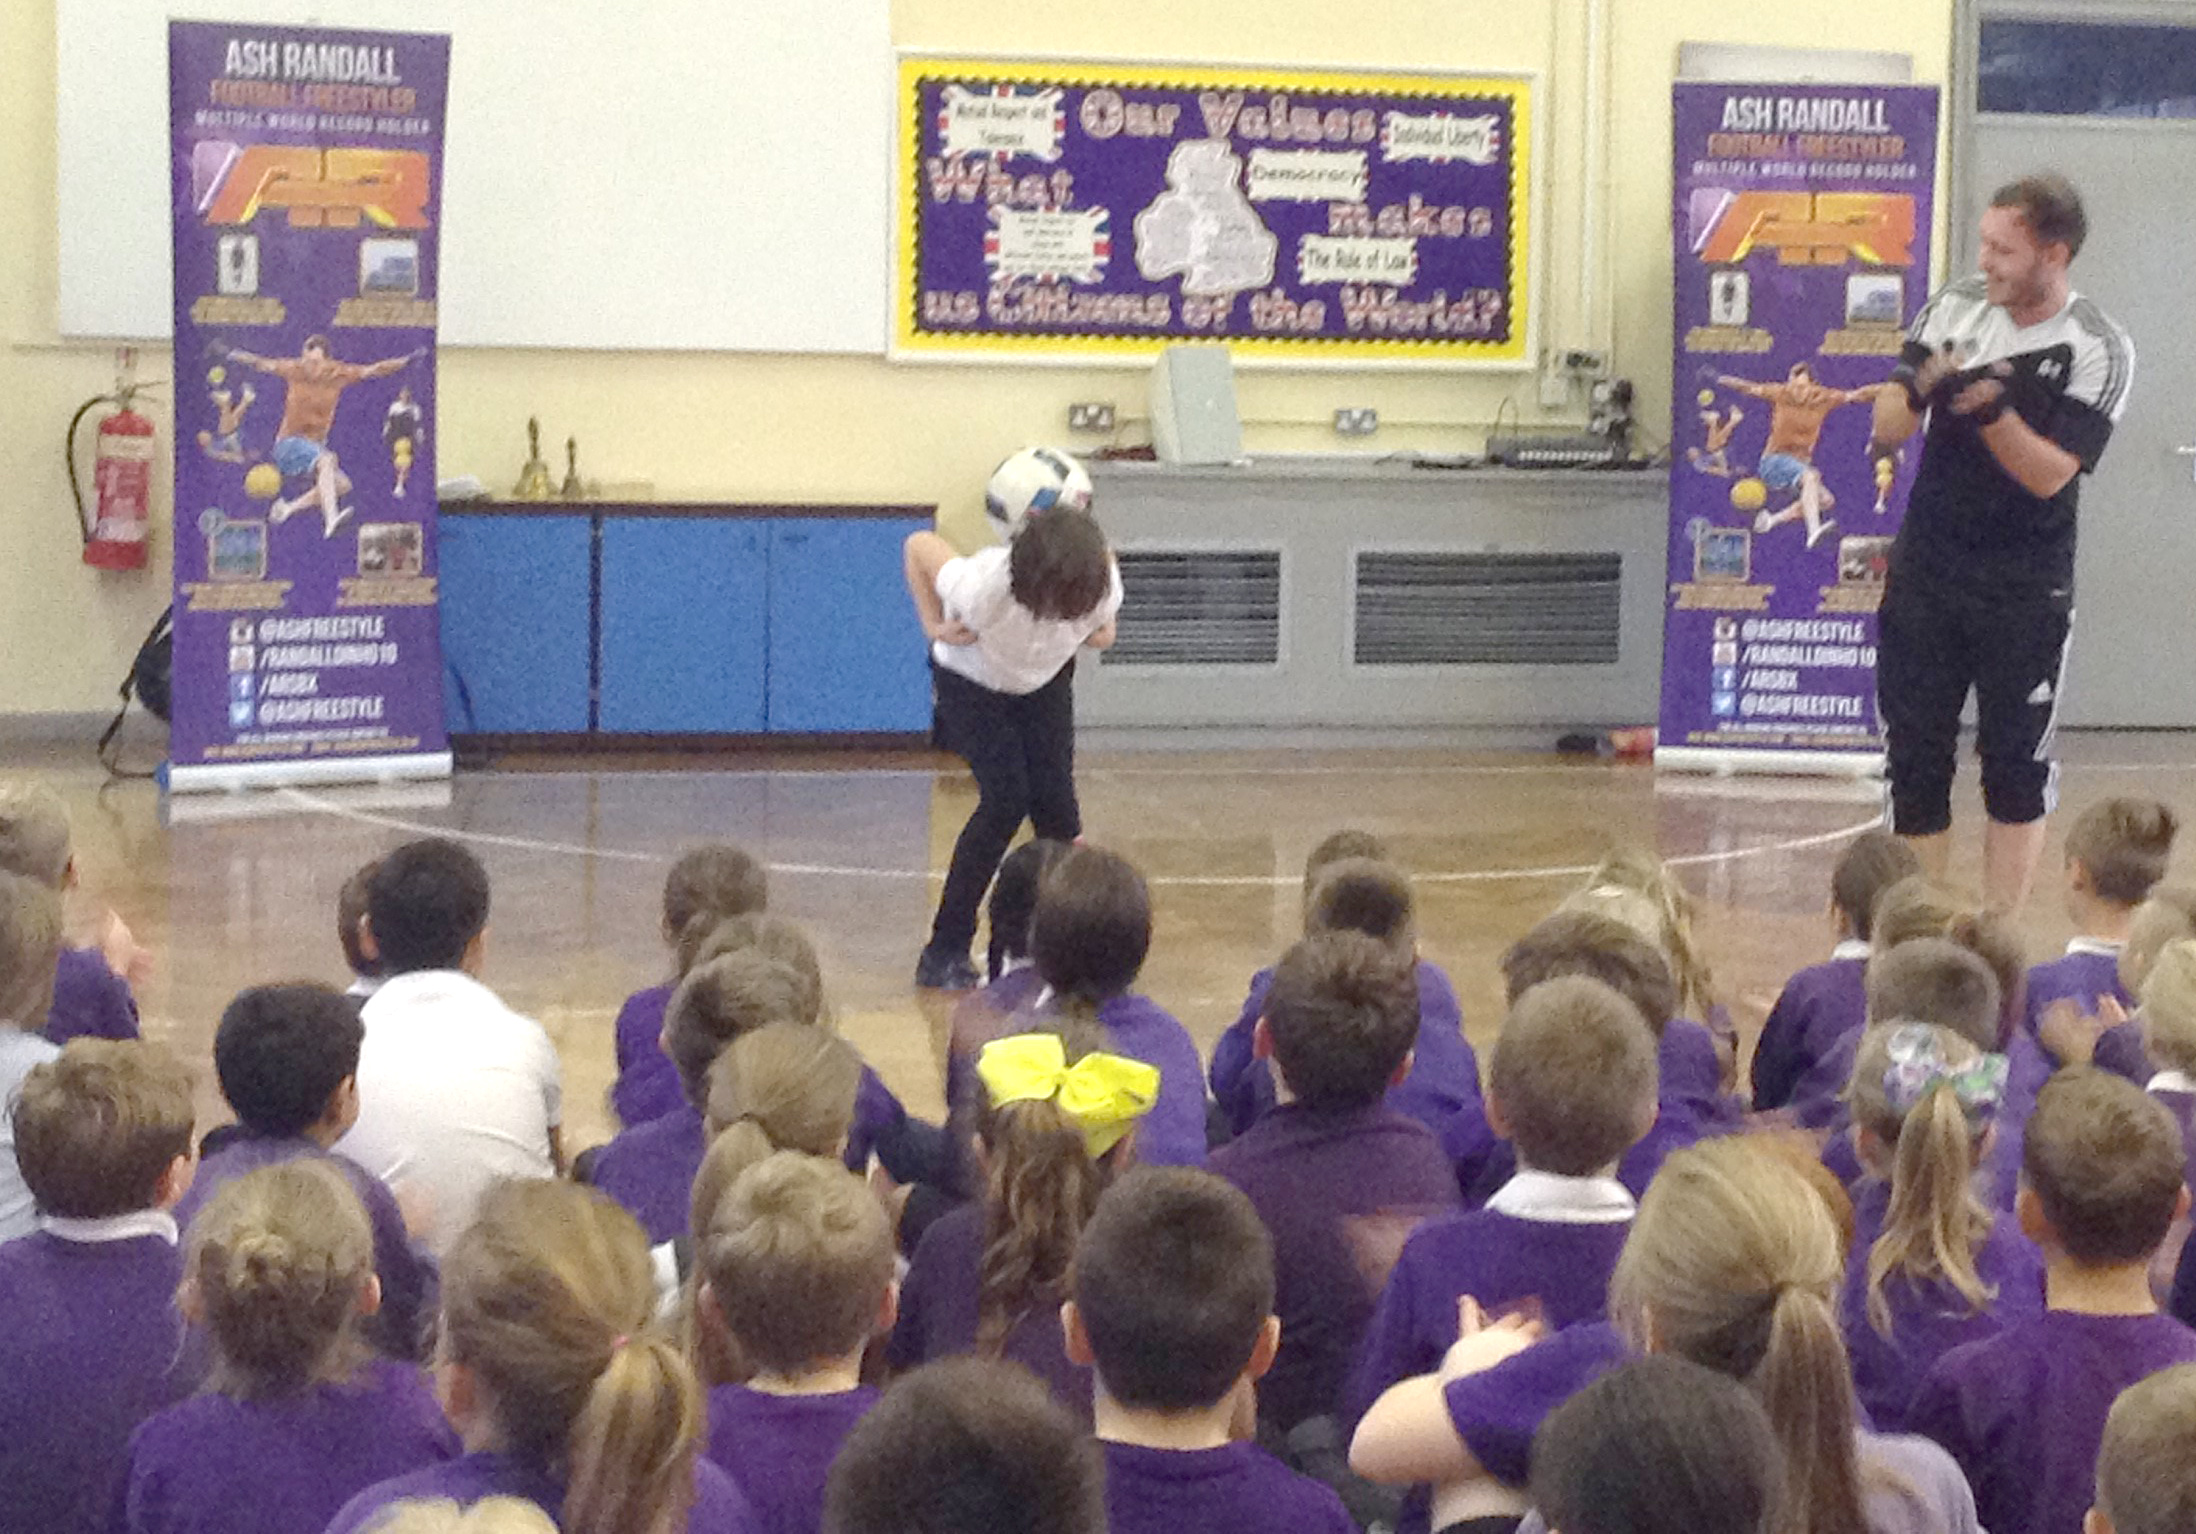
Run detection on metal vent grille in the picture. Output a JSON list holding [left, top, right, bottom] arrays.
[[1354, 551, 1622, 666], [1110, 549, 1282, 666]]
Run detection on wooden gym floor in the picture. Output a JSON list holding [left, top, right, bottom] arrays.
[[8, 733, 2189, 1154]]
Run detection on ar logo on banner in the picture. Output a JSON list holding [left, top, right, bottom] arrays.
[[1696, 192, 1916, 268], [201, 146, 431, 230]]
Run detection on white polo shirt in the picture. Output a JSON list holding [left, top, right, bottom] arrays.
[[932, 545, 1123, 696], [338, 969, 562, 1253]]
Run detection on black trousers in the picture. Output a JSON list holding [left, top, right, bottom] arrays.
[[1877, 563, 2072, 835], [924, 659, 1081, 957]]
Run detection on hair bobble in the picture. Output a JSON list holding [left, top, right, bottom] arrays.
[[1882, 1023, 2008, 1121]]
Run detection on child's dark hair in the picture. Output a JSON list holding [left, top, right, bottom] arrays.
[[1072, 1168, 1273, 1412], [214, 983, 365, 1137], [987, 839, 1072, 982], [1030, 845, 1150, 1017], [190, 1160, 374, 1400], [366, 837, 491, 974], [337, 860, 382, 979], [2023, 1068, 2187, 1265], [1530, 1355, 1782, 1534], [1500, 909, 1679, 1037], [665, 950, 825, 1109], [1494, 976, 1657, 1176], [2067, 797, 2179, 907], [1264, 931, 1419, 1110], [13, 1039, 194, 1218], [1863, 939, 2001, 1050], [1304, 858, 1415, 949], [1008, 508, 1112, 622], [1303, 830, 1389, 902], [663, 845, 769, 978], [1831, 831, 1921, 942], [823, 1357, 1107, 1534]]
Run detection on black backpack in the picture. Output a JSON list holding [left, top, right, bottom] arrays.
[[97, 607, 173, 775]]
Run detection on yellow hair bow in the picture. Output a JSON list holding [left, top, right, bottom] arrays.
[[976, 1033, 1160, 1158]]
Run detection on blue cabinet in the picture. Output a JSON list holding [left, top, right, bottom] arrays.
[[767, 517, 931, 733], [599, 518, 768, 733], [437, 514, 592, 732]]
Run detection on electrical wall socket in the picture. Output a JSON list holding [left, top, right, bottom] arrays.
[[1537, 369, 1572, 408], [1334, 407, 1379, 437], [1067, 402, 1116, 433]]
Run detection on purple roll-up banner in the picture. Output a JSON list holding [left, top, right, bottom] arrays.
[[1655, 82, 1939, 776], [166, 21, 451, 792]]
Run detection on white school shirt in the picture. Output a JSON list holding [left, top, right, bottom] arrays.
[[931, 545, 1124, 695], [0, 1030, 62, 1242], [338, 969, 562, 1254]]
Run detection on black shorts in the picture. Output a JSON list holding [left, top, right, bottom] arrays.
[[1876, 563, 2072, 834]]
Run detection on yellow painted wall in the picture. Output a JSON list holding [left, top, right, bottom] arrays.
[[0, 0, 1952, 718]]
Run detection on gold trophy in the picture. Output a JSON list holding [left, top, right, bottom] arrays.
[[513, 417, 554, 500], [560, 436, 584, 499]]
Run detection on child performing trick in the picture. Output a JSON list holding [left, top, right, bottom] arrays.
[[904, 465, 1122, 992]]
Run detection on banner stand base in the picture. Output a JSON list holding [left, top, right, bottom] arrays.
[[165, 751, 454, 796], [1654, 746, 1884, 780]]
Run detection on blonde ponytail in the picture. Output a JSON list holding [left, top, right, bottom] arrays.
[[188, 1160, 373, 1400], [1756, 1285, 1869, 1534], [442, 1182, 701, 1534], [1848, 1023, 2001, 1337], [1563, 849, 1720, 1023]]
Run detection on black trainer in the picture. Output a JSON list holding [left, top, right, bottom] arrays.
[[914, 948, 980, 992]]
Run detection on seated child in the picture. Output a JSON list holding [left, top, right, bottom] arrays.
[[1349, 1139, 1979, 1534], [338, 838, 563, 1253], [1063, 1167, 1356, 1534], [889, 1026, 1156, 1412], [0, 869, 64, 1241], [1474, 911, 1697, 1199], [593, 940, 822, 1243], [0, 1040, 199, 1534], [2028, 798, 2176, 1080], [1210, 832, 1483, 1149], [1910, 1069, 2196, 1534], [822, 1357, 1106, 1534], [181, 982, 436, 1358], [2090, 1362, 2196, 1534], [1838, 1022, 2044, 1432], [325, 1181, 758, 1534], [337, 859, 384, 1001], [1528, 1356, 1781, 1534], [2140, 940, 2196, 1293], [1752, 829, 1920, 1119], [120, 1162, 457, 1534], [954, 845, 1206, 1168], [1348, 974, 1656, 1531], [0, 777, 139, 1044], [696, 1152, 894, 1534], [1209, 930, 1460, 1444], [1559, 848, 1738, 1105], [611, 844, 768, 1127]]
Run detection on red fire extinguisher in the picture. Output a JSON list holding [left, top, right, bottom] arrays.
[[68, 352, 158, 571]]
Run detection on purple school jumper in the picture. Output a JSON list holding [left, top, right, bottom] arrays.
[[2026, 941, 2150, 1082], [1839, 1180, 2045, 1433], [703, 1383, 878, 1534], [1210, 1102, 1459, 1433], [327, 1449, 760, 1534], [175, 1131, 434, 1361], [1444, 1325, 1984, 1534], [1980, 1031, 2054, 1213], [0, 1225, 195, 1534], [609, 982, 680, 1127], [885, 1201, 1090, 1416], [592, 1101, 707, 1245], [1102, 1440, 1356, 1534], [1346, 1173, 1633, 1432], [1208, 960, 1485, 1150], [46, 944, 140, 1044], [1910, 1310, 2196, 1534], [1752, 944, 1870, 1120], [120, 1359, 456, 1534]]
